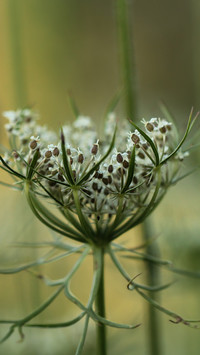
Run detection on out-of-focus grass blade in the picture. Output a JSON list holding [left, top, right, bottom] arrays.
[[68, 92, 80, 119]]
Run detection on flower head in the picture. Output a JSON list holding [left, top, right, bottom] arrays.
[[0, 108, 197, 245]]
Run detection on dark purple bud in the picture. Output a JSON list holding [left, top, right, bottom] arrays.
[[108, 165, 113, 173], [91, 144, 98, 155], [117, 153, 123, 163], [123, 160, 129, 169], [53, 147, 59, 156]]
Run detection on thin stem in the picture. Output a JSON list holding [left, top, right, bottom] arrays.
[[95, 247, 107, 355]]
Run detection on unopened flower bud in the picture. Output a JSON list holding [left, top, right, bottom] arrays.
[[107, 175, 112, 184], [53, 147, 59, 156], [58, 173, 64, 182], [12, 151, 19, 160], [146, 123, 154, 132], [102, 177, 109, 185], [91, 144, 98, 155], [78, 154, 84, 164], [159, 126, 167, 134], [104, 188, 109, 196], [123, 160, 129, 169], [138, 151, 145, 159], [45, 150, 52, 158], [30, 140, 37, 150], [108, 165, 113, 173], [117, 153, 123, 163], [94, 171, 99, 178], [92, 182, 98, 191], [133, 176, 138, 184], [131, 134, 140, 144]]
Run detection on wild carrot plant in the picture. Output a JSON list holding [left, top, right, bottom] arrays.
[[0, 106, 200, 354]]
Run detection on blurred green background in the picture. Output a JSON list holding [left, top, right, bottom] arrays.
[[0, 0, 200, 354]]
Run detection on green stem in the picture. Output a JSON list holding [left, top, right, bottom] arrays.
[[116, 0, 137, 121], [95, 248, 107, 355], [142, 221, 161, 355], [116, 1, 161, 354], [7, 0, 28, 106]]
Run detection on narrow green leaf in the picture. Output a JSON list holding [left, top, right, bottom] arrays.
[[61, 207, 85, 235], [171, 167, 199, 185], [104, 90, 122, 118], [68, 93, 80, 118], [31, 192, 85, 240], [0, 155, 25, 179], [25, 183, 84, 241], [72, 189, 94, 241], [129, 121, 159, 166], [27, 149, 40, 180], [33, 168, 70, 187], [60, 129, 74, 185], [0, 181, 22, 190], [159, 101, 179, 141], [122, 145, 135, 193], [111, 167, 162, 239], [15, 152, 70, 187], [36, 179, 64, 206], [161, 109, 199, 165]]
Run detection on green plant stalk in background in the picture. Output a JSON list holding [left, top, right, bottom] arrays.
[[7, 0, 28, 107], [116, 0, 161, 354], [6, 0, 42, 316]]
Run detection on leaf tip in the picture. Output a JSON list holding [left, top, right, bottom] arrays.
[[60, 129, 65, 144]]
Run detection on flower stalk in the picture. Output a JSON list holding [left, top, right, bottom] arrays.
[[95, 247, 107, 355]]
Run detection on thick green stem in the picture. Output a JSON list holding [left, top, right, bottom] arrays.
[[95, 248, 107, 355], [142, 220, 161, 355], [116, 0, 137, 121], [7, 0, 28, 106], [116, 1, 161, 354]]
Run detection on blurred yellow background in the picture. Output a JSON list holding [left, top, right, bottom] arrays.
[[0, 1, 200, 354]]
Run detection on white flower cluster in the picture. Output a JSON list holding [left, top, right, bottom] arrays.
[[1, 109, 186, 224]]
